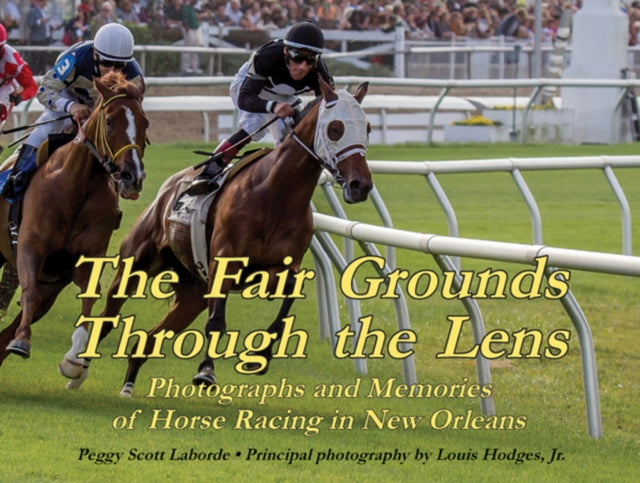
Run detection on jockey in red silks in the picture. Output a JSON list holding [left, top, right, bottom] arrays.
[[0, 23, 37, 125]]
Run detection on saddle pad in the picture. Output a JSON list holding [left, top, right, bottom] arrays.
[[168, 182, 221, 282], [167, 147, 274, 281]]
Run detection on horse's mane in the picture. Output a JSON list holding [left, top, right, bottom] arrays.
[[98, 71, 144, 100], [292, 96, 322, 128]]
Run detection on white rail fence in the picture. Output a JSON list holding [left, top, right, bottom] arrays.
[[19, 29, 640, 79], [10, 76, 640, 145], [312, 156, 640, 439]]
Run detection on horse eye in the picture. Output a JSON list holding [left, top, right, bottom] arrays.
[[327, 120, 344, 142]]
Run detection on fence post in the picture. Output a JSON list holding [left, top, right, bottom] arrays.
[[394, 26, 405, 78]]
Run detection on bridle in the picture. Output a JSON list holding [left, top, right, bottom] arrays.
[[74, 93, 145, 181], [290, 94, 367, 187], [291, 131, 346, 185]]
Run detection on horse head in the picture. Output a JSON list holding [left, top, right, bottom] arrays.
[[91, 72, 149, 200], [312, 77, 373, 204]]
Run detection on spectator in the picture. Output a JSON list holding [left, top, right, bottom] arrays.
[[27, 0, 53, 75], [286, 1, 302, 25], [379, 5, 398, 33], [448, 10, 468, 37], [226, 0, 243, 26], [495, 7, 527, 37], [256, 9, 277, 30], [212, 2, 234, 26], [63, 4, 92, 46], [92, 1, 116, 34], [117, 0, 141, 24], [247, 2, 262, 25], [317, 0, 340, 29], [425, 2, 445, 39], [300, 4, 319, 24], [166, 0, 202, 74], [270, 5, 289, 28], [3, 0, 21, 41], [131, 0, 151, 23], [238, 10, 258, 29], [473, 5, 496, 39]]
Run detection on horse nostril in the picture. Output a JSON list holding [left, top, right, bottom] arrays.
[[121, 171, 133, 182]]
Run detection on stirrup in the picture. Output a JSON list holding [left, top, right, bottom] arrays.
[[1, 179, 14, 199], [1, 172, 24, 199], [185, 176, 218, 196]]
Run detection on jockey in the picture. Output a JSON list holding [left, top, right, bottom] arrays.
[[185, 21, 334, 196], [0, 24, 37, 124], [0, 23, 144, 200]]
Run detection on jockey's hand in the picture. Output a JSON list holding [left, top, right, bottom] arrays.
[[69, 103, 91, 123], [9, 93, 22, 106], [273, 102, 296, 119]]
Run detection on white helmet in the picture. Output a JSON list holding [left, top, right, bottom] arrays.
[[93, 24, 135, 62]]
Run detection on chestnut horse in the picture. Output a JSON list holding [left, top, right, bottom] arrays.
[[61, 77, 372, 396], [0, 72, 148, 364]]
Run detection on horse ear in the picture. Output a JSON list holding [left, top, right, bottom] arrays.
[[130, 77, 146, 99], [94, 76, 112, 100], [93, 77, 109, 97], [353, 82, 369, 105], [319, 75, 338, 104]]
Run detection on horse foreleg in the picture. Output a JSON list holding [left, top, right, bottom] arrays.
[[7, 246, 48, 357], [248, 271, 298, 375], [0, 313, 22, 366], [193, 297, 227, 386], [0, 264, 19, 318], [57, 258, 102, 382], [1, 281, 67, 364], [121, 280, 207, 397], [61, 239, 164, 386]]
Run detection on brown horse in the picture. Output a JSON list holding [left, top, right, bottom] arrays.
[[61, 77, 372, 396], [0, 71, 148, 365]]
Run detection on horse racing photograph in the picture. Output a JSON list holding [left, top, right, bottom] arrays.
[[1, 1, 640, 480]]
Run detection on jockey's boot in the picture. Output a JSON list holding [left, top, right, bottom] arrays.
[[185, 132, 248, 196], [1, 144, 38, 200]]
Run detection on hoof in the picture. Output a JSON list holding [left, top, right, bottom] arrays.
[[65, 366, 89, 390], [120, 382, 134, 398], [58, 357, 87, 380], [192, 370, 217, 387], [6, 339, 30, 358], [245, 361, 270, 375]]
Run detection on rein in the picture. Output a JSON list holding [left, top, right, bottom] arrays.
[[75, 93, 143, 178], [290, 132, 346, 186]]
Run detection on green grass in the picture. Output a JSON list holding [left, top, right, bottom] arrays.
[[1, 142, 639, 482]]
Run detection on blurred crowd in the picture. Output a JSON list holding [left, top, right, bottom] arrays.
[[3, 0, 640, 65]]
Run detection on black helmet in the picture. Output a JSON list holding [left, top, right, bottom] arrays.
[[284, 22, 324, 54]]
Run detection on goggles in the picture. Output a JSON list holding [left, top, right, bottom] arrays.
[[98, 58, 126, 70], [287, 49, 319, 66]]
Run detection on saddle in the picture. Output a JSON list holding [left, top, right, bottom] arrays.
[[3, 133, 81, 257], [167, 147, 273, 281]]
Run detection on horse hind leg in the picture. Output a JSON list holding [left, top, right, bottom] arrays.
[[121, 280, 207, 397]]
